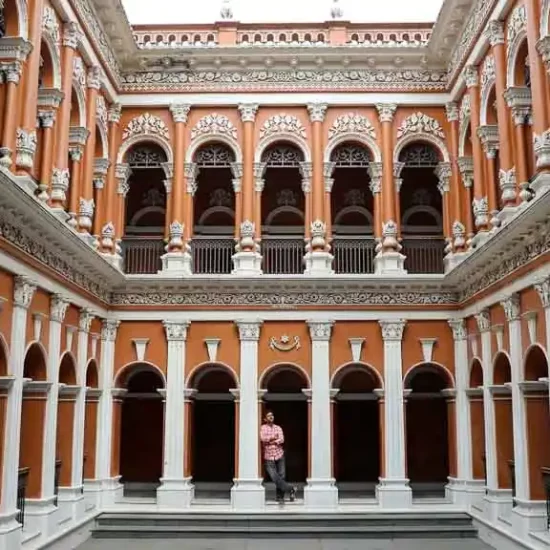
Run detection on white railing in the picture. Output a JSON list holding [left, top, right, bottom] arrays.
[[192, 237, 234, 275], [262, 236, 305, 275], [122, 237, 165, 274], [401, 237, 445, 274], [332, 236, 376, 274]]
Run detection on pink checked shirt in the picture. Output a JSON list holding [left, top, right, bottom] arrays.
[[260, 423, 285, 461]]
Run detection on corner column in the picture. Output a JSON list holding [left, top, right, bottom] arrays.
[[377, 320, 412, 508], [37, 110, 57, 203], [157, 320, 194, 508], [113, 165, 131, 269], [231, 320, 264, 510], [0, 62, 23, 169], [434, 162, 453, 263], [304, 321, 338, 508], [458, 157, 475, 246]]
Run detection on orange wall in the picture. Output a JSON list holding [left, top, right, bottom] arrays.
[[521, 288, 547, 353]]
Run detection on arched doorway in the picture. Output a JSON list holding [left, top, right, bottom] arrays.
[[332, 364, 381, 498], [83, 360, 100, 483], [468, 359, 486, 486], [398, 143, 445, 273], [188, 365, 236, 499], [191, 143, 237, 275], [118, 364, 165, 497], [260, 143, 306, 274], [523, 346, 550, 501], [329, 143, 375, 274], [122, 143, 169, 274], [405, 363, 452, 497], [261, 365, 309, 500]]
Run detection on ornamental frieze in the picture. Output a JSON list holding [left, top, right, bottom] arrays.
[[120, 68, 448, 93]]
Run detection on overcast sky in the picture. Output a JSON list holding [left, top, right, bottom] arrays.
[[122, 0, 445, 25]]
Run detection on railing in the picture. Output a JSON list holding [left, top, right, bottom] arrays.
[[542, 467, 550, 529], [122, 237, 165, 275], [17, 468, 30, 526], [401, 237, 445, 274], [192, 237, 234, 275], [262, 236, 304, 275], [54, 459, 62, 506], [332, 236, 376, 274]]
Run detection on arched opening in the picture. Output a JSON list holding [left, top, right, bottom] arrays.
[[492, 353, 514, 491], [56, 353, 78, 490], [122, 143, 168, 274], [119, 365, 165, 497], [20, 344, 48, 500], [188, 365, 236, 499], [260, 143, 305, 274], [83, 360, 100, 483], [523, 346, 550, 500], [398, 143, 445, 273], [329, 143, 375, 274], [332, 365, 381, 498], [468, 359, 486, 483], [405, 364, 452, 496], [3, 0, 21, 37], [191, 143, 236, 275], [261, 365, 309, 499]]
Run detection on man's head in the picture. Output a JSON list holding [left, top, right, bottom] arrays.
[[265, 411, 274, 424]]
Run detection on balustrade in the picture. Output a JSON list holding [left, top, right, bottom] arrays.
[[262, 236, 304, 275], [401, 237, 445, 274], [122, 237, 165, 275], [192, 236, 234, 275], [332, 236, 376, 274]]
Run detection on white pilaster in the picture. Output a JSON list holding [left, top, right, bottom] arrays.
[[157, 320, 194, 508], [0, 277, 36, 550], [377, 320, 412, 508], [94, 319, 122, 505], [231, 320, 264, 510], [304, 320, 338, 508]]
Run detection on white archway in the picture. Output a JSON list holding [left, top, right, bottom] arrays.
[[116, 133, 174, 165], [255, 133, 312, 164], [324, 133, 382, 163], [394, 133, 450, 163], [186, 134, 242, 164]]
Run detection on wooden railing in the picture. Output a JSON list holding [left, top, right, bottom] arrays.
[[192, 236, 234, 275], [262, 236, 304, 275], [332, 236, 376, 274], [122, 237, 165, 275], [401, 237, 445, 274]]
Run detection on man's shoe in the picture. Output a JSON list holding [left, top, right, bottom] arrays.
[[289, 487, 296, 502]]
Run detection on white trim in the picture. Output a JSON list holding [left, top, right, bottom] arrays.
[[403, 361, 455, 389], [255, 132, 311, 163], [480, 77, 496, 127], [458, 116, 471, 158], [330, 361, 384, 390], [13, 0, 29, 40], [186, 133, 243, 164], [259, 361, 311, 390], [394, 133, 450, 163], [186, 361, 240, 389], [542, 0, 550, 36], [325, 133, 382, 163], [117, 133, 174, 165], [41, 34, 62, 91], [96, 120, 109, 161], [72, 83, 87, 129], [506, 28, 527, 88], [113, 360, 167, 388]]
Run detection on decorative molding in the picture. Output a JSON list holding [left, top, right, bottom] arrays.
[[50, 295, 69, 323], [448, 319, 467, 341], [307, 103, 328, 123], [163, 320, 189, 341], [101, 319, 120, 342], [535, 278, 550, 309], [348, 338, 365, 363], [506, 4, 527, 54], [328, 113, 376, 140], [501, 294, 521, 322], [238, 104, 259, 123], [379, 320, 406, 341], [260, 114, 307, 140], [132, 338, 149, 362], [170, 103, 191, 124], [122, 113, 169, 142], [79, 308, 94, 332], [376, 103, 397, 123], [269, 335, 301, 352], [419, 338, 438, 363], [396, 112, 445, 139], [236, 320, 262, 341], [475, 310, 491, 333], [307, 320, 333, 341], [204, 338, 221, 363], [190, 113, 237, 141], [13, 276, 36, 309]]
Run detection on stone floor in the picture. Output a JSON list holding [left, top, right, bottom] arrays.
[[78, 538, 494, 550]]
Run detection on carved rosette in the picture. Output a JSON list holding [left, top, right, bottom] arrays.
[[79, 308, 95, 332], [448, 319, 467, 341], [236, 320, 262, 341], [78, 198, 95, 232], [452, 221, 466, 250], [498, 167, 517, 205], [50, 294, 69, 323], [396, 112, 445, 140], [15, 129, 37, 169], [260, 114, 307, 140], [170, 103, 191, 124], [190, 114, 237, 141], [51, 168, 70, 206], [328, 113, 376, 140], [379, 320, 406, 341], [376, 104, 397, 123], [307, 103, 328, 123], [238, 104, 259, 123], [534, 130, 550, 170], [163, 320, 189, 341], [122, 113, 170, 142], [307, 320, 333, 342], [501, 294, 521, 322], [101, 319, 120, 342], [475, 310, 491, 333], [473, 196, 489, 228]]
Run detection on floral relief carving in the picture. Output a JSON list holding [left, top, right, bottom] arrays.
[[42, 6, 60, 44], [96, 95, 108, 135], [328, 113, 376, 140], [190, 114, 238, 142], [122, 113, 170, 141], [163, 320, 189, 341], [236, 321, 262, 341], [73, 57, 87, 88], [507, 4, 527, 51], [308, 321, 333, 341], [269, 335, 301, 352], [260, 114, 307, 140], [379, 320, 406, 341], [396, 112, 445, 139], [481, 55, 495, 89]]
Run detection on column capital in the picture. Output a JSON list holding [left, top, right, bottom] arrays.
[[307, 103, 328, 123], [448, 318, 467, 341], [379, 320, 406, 341], [87, 66, 102, 89], [38, 110, 56, 128], [79, 308, 95, 332], [108, 103, 122, 124], [445, 102, 459, 122], [299, 162, 313, 193], [4, 61, 23, 83], [50, 294, 70, 323], [238, 103, 259, 123], [368, 162, 383, 194], [457, 156, 474, 188], [307, 320, 334, 341], [485, 20, 505, 47], [535, 278, 550, 309], [435, 162, 452, 194], [170, 103, 191, 124], [375, 103, 397, 123], [161, 161, 174, 180], [13, 276, 37, 309], [101, 319, 120, 342], [501, 294, 521, 322], [464, 65, 479, 88], [236, 320, 262, 341], [69, 144, 84, 162], [475, 310, 491, 333], [163, 320, 190, 341], [62, 21, 81, 49]]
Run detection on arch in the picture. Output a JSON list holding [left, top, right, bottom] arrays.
[[186, 361, 239, 389], [71, 83, 87, 128], [255, 134, 312, 163], [523, 343, 549, 381], [186, 134, 242, 164], [114, 361, 167, 389], [403, 361, 455, 390], [197, 206, 235, 226], [23, 342, 48, 381], [480, 81, 497, 126], [330, 361, 384, 390], [86, 359, 99, 388], [394, 134, 450, 163], [5, 0, 28, 39], [402, 205, 443, 228], [259, 362, 311, 390], [506, 25, 527, 87], [117, 134, 174, 165], [324, 134, 382, 163], [333, 206, 374, 227], [59, 351, 77, 385], [470, 358, 484, 387], [128, 206, 166, 227], [264, 205, 305, 226], [0, 333, 9, 377], [95, 120, 109, 160], [41, 35, 62, 90], [493, 351, 512, 385], [458, 119, 472, 157], [542, 0, 550, 36]]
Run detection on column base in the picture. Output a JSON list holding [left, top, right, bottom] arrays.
[[511, 499, 548, 538], [230, 479, 265, 510], [304, 251, 333, 276], [83, 479, 102, 512], [24, 497, 58, 539], [445, 478, 485, 507], [232, 251, 262, 277], [57, 486, 85, 525], [482, 488, 513, 524], [374, 251, 407, 276], [0, 511, 21, 550], [444, 251, 470, 272], [99, 252, 124, 271], [160, 251, 193, 277], [530, 172, 550, 196], [303, 478, 338, 509], [97, 476, 124, 506], [376, 478, 412, 509], [156, 478, 194, 509]]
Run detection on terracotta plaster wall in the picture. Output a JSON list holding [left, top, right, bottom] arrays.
[[0, 270, 14, 350], [521, 287, 547, 354], [25, 289, 50, 353], [60, 305, 80, 357], [113, 322, 167, 382]]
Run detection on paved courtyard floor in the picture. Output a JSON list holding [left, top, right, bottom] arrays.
[[79, 538, 494, 550]]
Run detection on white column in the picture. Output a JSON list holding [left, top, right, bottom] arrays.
[[535, 278, 550, 361], [231, 320, 264, 510], [157, 320, 194, 508], [377, 320, 412, 508], [94, 319, 121, 505], [447, 318, 483, 505], [0, 277, 36, 550], [304, 320, 338, 508]]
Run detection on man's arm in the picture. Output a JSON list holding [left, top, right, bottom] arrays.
[[260, 425, 271, 444], [274, 426, 284, 445]]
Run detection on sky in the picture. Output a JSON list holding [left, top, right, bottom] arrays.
[[121, 0, 446, 25]]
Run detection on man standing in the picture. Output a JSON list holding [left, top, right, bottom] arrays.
[[260, 411, 296, 503]]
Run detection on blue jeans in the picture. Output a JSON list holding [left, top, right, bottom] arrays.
[[264, 457, 293, 500]]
